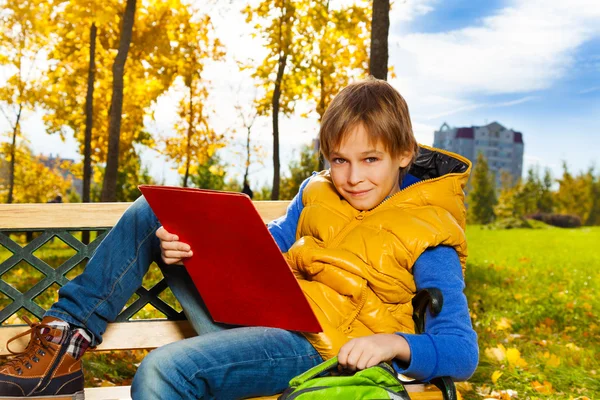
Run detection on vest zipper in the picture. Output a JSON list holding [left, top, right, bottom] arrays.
[[328, 211, 366, 248], [374, 173, 449, 210]]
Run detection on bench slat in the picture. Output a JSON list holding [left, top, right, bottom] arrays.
[[0, 321, 195, 356], [0, 201, 290, 229], [83, 386, 444, 400]]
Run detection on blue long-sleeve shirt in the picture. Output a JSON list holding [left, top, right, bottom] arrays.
[[267, 174, 478, 381]]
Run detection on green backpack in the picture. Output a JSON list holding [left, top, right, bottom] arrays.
[[278, 356, 412, 400]]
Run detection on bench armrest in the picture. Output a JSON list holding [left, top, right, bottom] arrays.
[[408, 288, 458, 400]]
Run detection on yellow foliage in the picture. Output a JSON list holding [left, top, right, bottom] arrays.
[[0, 144, 73, 203], [495, 317, 512, 331], [565, 343, 582, 351], [531, 380, 554, 394], [154, 10, 226, 186], [485, 344, 506, 362], [491, 370, 503, 384], [42, 0, 213, 172], [543, 352, 561, 368], [505, 347, 527, 368]]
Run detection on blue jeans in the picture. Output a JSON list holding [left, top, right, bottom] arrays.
[[45, 197, 323, 399]]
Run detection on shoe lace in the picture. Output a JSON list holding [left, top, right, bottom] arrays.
[[3, 316, 56, 373]]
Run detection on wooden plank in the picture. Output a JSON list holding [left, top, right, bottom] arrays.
[[84, 386, 443, 400], [0, 201, 290, 229], [0, 320, 195, 356], [85, 386, 131, 400]]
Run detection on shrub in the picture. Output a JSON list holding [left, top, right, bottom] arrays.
[[527, 212, 582, 228], [487, 217, 532, 230]]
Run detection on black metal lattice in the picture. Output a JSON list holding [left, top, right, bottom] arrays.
[[0, 228, 185, 324]]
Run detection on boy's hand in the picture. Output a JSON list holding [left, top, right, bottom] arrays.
[[156, 226, 193, 265], [337, 334, 411, 371]]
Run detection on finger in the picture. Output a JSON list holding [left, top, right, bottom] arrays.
[[357, 353, 379, 371], [345, 346, 364, 371], [163, 250, 193, 259], [161, 241, 191, 252], [365, 355, 381, 369], [156, 226, 178, 242], [337, 340, 355, 368]]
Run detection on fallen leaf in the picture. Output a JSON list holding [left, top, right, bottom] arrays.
[[491, 370, 503, 384], [566, 343, 582, 351], [506, 347, 527, 368], [531, 380, 553, 394], [496, 317, 512, 331], [485, 344, 506, 362], [546, 353, 561, 368]]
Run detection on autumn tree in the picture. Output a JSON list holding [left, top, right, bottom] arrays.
[[555, 162, 598, 225], [298, 0, 370, 168], [467, 153, 497, 224], [0, 143, 72, 203], [161, 12, 226, 187], [189, 153, 227, 190], [494, 171, 519, 220], [101, 0, 137, 201], [0, 0, 51, 203], [43, 0, 193, 199], [538, 168, 554, 213], [280, 144, 318, 200], [243, 0, 304, 200]]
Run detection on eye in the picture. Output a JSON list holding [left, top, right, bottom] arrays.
[[365, 157, 379, 163], [332, 158, 346, 164]]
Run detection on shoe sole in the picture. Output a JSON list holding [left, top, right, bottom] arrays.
[[0, 391, 84, 400]]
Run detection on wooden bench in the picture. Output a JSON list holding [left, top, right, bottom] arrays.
[[0, 202, 448, 400]]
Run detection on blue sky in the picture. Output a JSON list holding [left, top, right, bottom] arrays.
[[3, 0, 600, 187], [387, 0, 600, 178]]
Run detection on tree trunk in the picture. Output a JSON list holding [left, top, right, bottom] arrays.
[[101, 0, 137, 202], [183, 79, 194, 188], [271, 52, 287, 200], [7, 105, 22, 204], [370, 0, 390, 80], [83, 23, 97, 204], [82, 23, 97, 245]]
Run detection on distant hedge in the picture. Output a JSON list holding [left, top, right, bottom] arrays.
[[527, 212, 582, 228]]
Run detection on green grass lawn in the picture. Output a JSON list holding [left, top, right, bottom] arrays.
[[463, 226, 599, 399], [1, 227, 599, 397]]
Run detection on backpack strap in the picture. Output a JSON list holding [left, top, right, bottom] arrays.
[[288, 356, 339, 386]]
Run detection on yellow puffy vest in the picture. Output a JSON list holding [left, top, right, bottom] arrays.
[[283, 146, 472, 360]]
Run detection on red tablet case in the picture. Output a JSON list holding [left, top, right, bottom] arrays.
[[138, 185, 322, 333]]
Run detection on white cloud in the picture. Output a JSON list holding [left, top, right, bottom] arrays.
[[422, 95, 538, 120], [390, 0, 438, 21], [389, 0, 600, 96]]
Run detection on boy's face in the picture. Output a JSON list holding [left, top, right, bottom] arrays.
[[328, 124, 413, 211]]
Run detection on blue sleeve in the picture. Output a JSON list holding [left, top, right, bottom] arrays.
[[267, 174, 314, 252], [392, 246, 479, 381]]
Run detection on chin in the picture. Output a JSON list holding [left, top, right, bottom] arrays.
[[347, 198, 376, 211]]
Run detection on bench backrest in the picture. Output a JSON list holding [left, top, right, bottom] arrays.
[[0, 201, 290, 356]]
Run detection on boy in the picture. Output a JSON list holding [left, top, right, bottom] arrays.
[[0, 78, 478, 399]]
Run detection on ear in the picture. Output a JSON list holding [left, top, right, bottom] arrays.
[[397, 151, 413, 168]]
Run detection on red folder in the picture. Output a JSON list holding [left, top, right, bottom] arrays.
[[138, 185, 322, 333]]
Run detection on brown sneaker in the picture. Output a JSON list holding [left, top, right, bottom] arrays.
[[0, 316, 84, 399]]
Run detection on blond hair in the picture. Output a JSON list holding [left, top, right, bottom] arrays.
[[319, 77, 418, 165]]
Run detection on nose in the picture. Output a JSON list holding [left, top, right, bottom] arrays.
[[348, 165, 364, 186]]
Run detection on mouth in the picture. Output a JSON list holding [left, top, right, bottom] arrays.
[[346, 189, 372, 197]]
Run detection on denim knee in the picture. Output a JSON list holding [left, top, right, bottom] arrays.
[[131, 346, 205, 400], [131, 348, 175, 399]]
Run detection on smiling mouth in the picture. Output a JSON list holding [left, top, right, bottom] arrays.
[[347, 189, 371, 197]]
